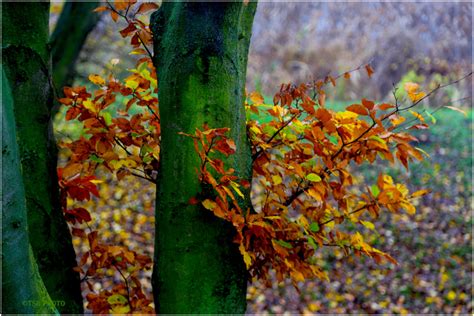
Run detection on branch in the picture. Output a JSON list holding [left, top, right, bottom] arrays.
[[281, 72, 472, 207]]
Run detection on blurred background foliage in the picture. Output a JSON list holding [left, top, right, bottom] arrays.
[[50, 1, 472, 314]]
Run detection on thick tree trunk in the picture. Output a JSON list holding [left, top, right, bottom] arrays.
[[50, 1, 101, 90], [1, 67, 59, 315], [2, 2, 83, 313], [151, 2, 257, 313]]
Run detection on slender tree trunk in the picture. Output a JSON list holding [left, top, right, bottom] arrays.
[[2, 2, 83, 313], [1, 67, 59, 315], [50, 1, 101, 91], [151, 2, 257, 313]]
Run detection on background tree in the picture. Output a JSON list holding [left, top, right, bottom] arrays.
[[150, 2, 257, 313], [2, 2, 82, 313], [50, 1, 101, 92]]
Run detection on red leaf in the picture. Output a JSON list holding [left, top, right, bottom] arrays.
[[119, 22, 137, 38]]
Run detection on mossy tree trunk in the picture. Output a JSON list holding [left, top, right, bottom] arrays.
[[1, 67, 58, 315], [2, 2, 83, 313], [50, 0, 101, 91], [151, 2, 257, 313]]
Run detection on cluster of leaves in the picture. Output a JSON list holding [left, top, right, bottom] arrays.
[[57, 1, 158, 313], [59, 0, 467, 311], [183, 69, 431, 287]]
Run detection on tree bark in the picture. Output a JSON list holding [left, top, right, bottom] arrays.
[[1, 67, 59, 315], [2, 2, 83, 313], [50, 1, 101, 91], [150, 2, 257, 313]]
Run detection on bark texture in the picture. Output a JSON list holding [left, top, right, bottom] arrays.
[[2, 2, 83, 313], [50, 1, 101, 90], [2, 67, 59, 315], [151, 2, 257, 313]]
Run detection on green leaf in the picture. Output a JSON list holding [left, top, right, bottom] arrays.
[[326, 134, 338, 145], [107, 294, 128, 305], [369, 135, 385, 144], [274, 239, 293, 249], [306, 173, 322, 182], [426, 111, 437, 124], [90, 154, 104, 163], [309, 222, 320, 232], [308, 236, 318, 250], [371, 184, 380, 197], [102, 112, 113, 126]]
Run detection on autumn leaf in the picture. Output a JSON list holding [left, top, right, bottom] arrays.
[[404, 82, 426, 102], [306, 173, 322, 182], [249, 91, 264, 105], [136, 2, 159, 14], [347, 104, 368, 115], [202, 199, 217, 211], [365, 64, 374, 78], [89, 74, 105, 85]]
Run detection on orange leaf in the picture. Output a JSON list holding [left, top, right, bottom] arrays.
[[318, 91, 326, 107], [379, 103, 395, 110], [88, 74, 105, 85], [136, 2, 159, 14], [343, 72, 351, 79], [249, 91, 264, 105], [365, 64, 374, 78], [110, 10, 119, 22], [114, 1, 129, 11], [93, 6, 108, 12], [346, 104, 368, 115]]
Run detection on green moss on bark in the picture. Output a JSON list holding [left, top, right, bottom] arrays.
[[151, 2, 257, 313], [2, 3, 83, 313], [2, 67, 59, 315]]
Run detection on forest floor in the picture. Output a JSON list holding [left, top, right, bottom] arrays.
[[57, 105, 472, 314]]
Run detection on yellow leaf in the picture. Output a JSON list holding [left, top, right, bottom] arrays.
[[408, 91, 426, 102], [409, 110, 425, 122], [290, 270, 305, 282], [446, 291, 456, 301], [404, 82, 420, 94], [401, 202, 416, 215], [83, 99, 97, 113], [272, 175, 283, 185], [125, 79, 139, 90], [88, 74, 105, 85], [202, 199, 217, 211], [404, 82, 426, 102], [360, 220, 375, 230], [239, 244, 252, 269], [109, 305, 130, 314], [230, 181, 244, 198], [249, 91, 264, 105], [390, 115, 405, 126], [411, 189, 429, 197]]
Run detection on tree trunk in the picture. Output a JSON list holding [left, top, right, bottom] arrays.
[[2, 2, 83, 313], [2, 67, 59, 315], [50, 1, 101, 91], [151, 2, 257, 313]]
